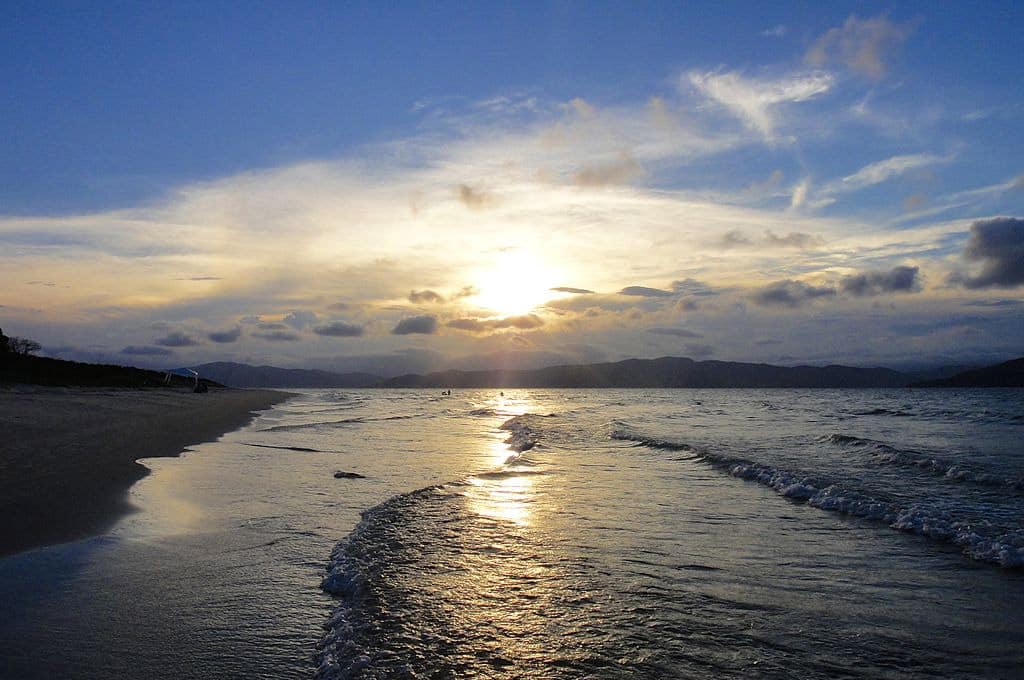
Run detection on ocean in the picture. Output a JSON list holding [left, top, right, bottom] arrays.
[[1, 388, 1023, 679]]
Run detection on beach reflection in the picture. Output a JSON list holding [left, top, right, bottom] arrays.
[[465, 474, 535, 525], [464, 392, 540, 526]]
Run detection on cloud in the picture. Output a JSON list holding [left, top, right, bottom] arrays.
[[391, 315, 438, 335], [452, 286, 478, 299], [619, 286, 674, 298], [122, 345, 173, 356], [568, 97, 596, 118], [790, 178, 810, 209], [950, 217, 1024, 289], [208, 327, 242, 343], [252, 330, 302, 341], [688, 70, 833, 139], [840, 265, 920, 296], [447, 314, 544, 334], [762, 25, 787, 38], [765, 231, 822, 248], [573, 153, 642, 186], [456, 184, 497, 210], [751, 280, 837, 308], [671, 279, 719, 297], [551, 286, 595, 295], [283, 310, 318, 329], [685, 343, 715, 358], [409, 289, 445, 304], [313, 321, 364, 337], [647, 327, 703, 338], [903, 194, 927, 211], [720, 230, 752, 248], [838, 154, 944, 192], [719, 230, 821, 249], [806, 14, 910, 79], [156, 331, 200, 347], [174, 276, 222, 281]]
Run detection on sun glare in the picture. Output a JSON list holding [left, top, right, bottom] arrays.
[[472, 251, 559, 317]]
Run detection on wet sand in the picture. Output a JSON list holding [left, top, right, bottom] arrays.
[[0, 386, 292, 558]]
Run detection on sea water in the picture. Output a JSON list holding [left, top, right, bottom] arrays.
[[1, 389, 1022, 679]]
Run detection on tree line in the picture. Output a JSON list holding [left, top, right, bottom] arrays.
[[0, 328, 41, 356]]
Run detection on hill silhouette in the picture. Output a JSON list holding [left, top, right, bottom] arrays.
[[910, 357, 1024, 387]]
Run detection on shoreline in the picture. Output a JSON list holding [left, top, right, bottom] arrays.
[[0, 386, 293, 559]]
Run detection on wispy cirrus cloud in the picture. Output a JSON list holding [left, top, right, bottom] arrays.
[[688, 69, 834, 139]]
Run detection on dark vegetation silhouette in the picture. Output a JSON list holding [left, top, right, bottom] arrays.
[[0, 329, 222, 388]]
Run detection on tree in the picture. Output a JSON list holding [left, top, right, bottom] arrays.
[[9, 337, 42, 355], [0, 328, 8, 353]]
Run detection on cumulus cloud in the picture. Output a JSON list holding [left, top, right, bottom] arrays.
[[156, 331, 200, 347], [619, 286, 674, 298], [751, 280, 837, 308], [392, 315, 438, 335], [551, 286, 595, 294], [314, 321, 364, 337], [122, 345, 173, 356], [283, 310, 318, 329], [688, 70, 833, 139], [252, 330, 302, 341], [208, 327, 242, 343], [447, 314, 544, 334], [456, 184, 497, 210], [648, 327, 703, 338], [806, 14, 910, 79], [720, 230, 752, 248], [950, 217, 1024, 289], [840, 265, 920, 296], [409, 289, 445, 304]]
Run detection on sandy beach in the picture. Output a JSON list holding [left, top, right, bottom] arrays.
[[0, 386, 292, 558]]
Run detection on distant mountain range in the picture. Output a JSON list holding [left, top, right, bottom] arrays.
[[909, 357, 1024, 388], [188, 362, 380, 388], [382, 357, 932, 389], [183, 356, 1023, 389]]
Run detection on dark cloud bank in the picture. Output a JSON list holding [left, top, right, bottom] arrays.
[[314, 321, 364, 337], [392, 315, 438, 335], [951, 217, 1024, 289]]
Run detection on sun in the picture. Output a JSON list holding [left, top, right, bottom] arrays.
[[471, 250, 560, 317]]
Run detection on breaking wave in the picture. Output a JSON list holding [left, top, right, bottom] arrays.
[[613, 430, 1024, 568]]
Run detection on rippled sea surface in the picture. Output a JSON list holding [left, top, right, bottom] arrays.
[[2, 389, 1023, 679]]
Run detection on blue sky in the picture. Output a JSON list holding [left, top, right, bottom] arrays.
[[2, 2, 1023, 374]]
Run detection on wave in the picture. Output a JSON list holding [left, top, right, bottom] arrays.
[[242, 442, 335, 453], [823, 434, 1024, 490], [611, 429, 693, 452], [853, 407, 914, 417], [318, 415, 555, 678], [499, 414, 544, 452], [621, 430, 1024, 568], [260, 417, 365, 432]]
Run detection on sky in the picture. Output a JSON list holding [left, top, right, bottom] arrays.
[[2, 1, 1023, 376]]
